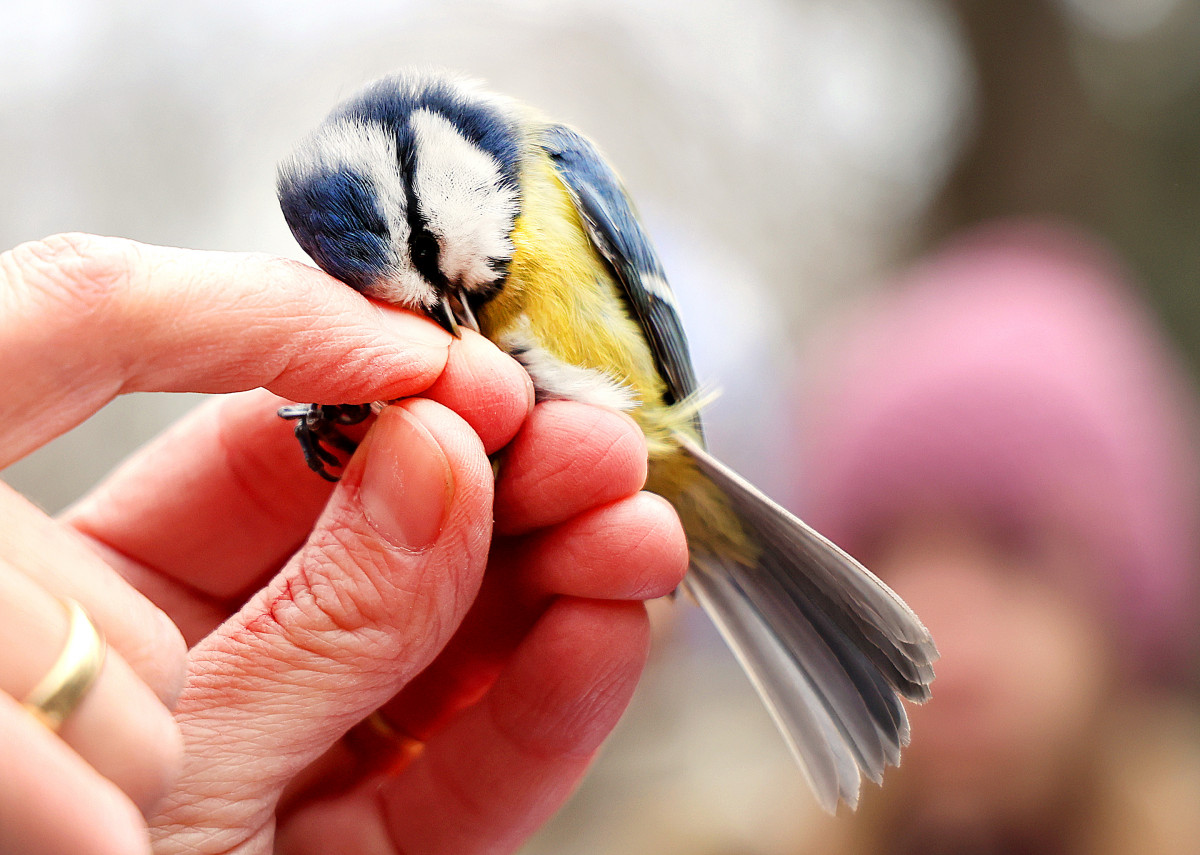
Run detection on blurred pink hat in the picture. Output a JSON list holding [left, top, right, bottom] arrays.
[[798, 219, 1200, 680]]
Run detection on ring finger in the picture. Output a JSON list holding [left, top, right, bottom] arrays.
[[0, 559, 182, 814], [2, 483, 187, 706]]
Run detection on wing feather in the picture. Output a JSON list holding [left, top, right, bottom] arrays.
[[539, 124, 699, 414]]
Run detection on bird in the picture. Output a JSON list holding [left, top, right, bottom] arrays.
[[275, 70, 936, 812]]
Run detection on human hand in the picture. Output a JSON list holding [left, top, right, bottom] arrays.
[[1, 234, 688, 854]]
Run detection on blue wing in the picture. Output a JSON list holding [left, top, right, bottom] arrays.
[[539, 124, 701, 419]]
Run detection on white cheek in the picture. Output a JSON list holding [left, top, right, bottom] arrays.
[[363, 266, 438, 310], [410, 109, 518, 289]]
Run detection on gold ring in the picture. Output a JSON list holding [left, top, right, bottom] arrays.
[[345, 711, 426, 775], [22, 598, 106, 732]]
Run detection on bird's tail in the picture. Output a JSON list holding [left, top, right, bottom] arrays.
[[673, 433, 938, 813]]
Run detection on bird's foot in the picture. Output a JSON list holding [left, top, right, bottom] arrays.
[[277, 402, 373, 482]]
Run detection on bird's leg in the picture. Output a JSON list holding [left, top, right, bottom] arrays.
[[277, 402, 373, 482]]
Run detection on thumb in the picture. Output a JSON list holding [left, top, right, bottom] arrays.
[[149, 399, 494, 855]]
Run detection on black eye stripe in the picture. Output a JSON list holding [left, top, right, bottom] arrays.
[[396, 131, 448, 289], [392, 111, 513, 297], [406, 211, 444, 285], [408, 224, 445, 286]]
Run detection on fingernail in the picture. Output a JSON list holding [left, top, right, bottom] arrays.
[[360, 406, 454, 551], [375, 306, 453, 350]]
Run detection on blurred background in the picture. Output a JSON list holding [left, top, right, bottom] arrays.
[[3, 0, 1200, 852]]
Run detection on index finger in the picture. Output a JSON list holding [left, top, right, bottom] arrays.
[[0, 233, 453, 466]]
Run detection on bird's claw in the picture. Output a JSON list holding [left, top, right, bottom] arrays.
[[278, 402, 373, 482]]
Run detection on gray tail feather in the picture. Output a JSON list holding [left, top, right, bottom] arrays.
[[675, 433, 938, 813]]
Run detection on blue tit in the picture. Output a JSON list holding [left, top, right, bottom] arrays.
[[276, 70, 936, 812]]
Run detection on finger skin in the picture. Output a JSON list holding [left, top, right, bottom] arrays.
[[0, 557, 182, 814], [66, 337, 532, 612], [420, 328, 535, 455], [0, 484, 186, 707], [149, 400, 495, 855], [519, 491, 689, 600], [0, 693, 151, 855], [280, 402, 686, 820], [376, 492, 687, 742], [275, 599, 651, 855], [494, 401, 648, 536], [0, 234, 456, 466], [68, 391, 341, 606], [374, 407, 680, 743], [383, 600, 651, 854]]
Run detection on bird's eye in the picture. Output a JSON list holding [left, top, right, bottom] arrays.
[[408, 228, 446, 286], [411, 230, 439, 265]]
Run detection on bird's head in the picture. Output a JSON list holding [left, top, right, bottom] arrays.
[[277, 72, 523, 334]]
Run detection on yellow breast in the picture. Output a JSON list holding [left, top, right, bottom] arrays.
[[475, 138, 752, 561], [478, 141, 675, 444]]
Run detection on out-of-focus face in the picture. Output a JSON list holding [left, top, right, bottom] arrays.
[[868, 506, 1116, 828]]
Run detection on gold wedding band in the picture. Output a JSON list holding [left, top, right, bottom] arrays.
[[346, 711, 426, 776], [22, 598, 106, 732]]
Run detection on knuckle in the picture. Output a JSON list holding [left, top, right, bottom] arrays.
[[281, 548, 391, 647], [251, 527, 445, 669], [3, 233, 140, 315]]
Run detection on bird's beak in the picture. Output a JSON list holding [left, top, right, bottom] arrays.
[[433, 288, 481, 338], [454, 288, 481, 334], [434, 296, 461, 337]]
